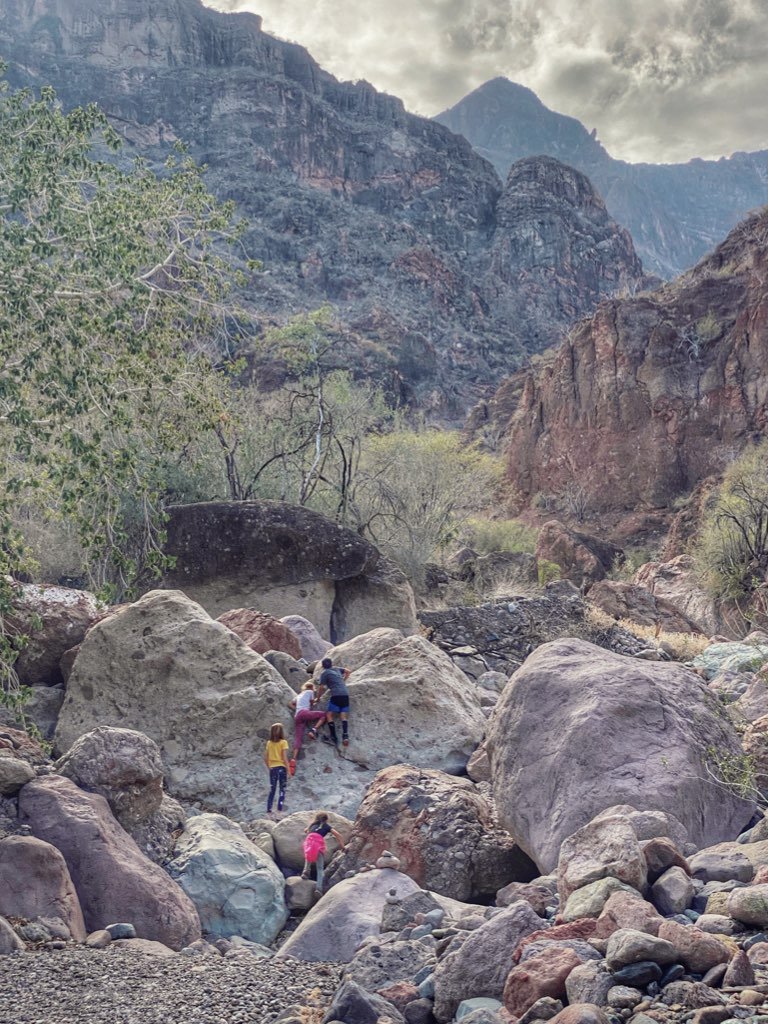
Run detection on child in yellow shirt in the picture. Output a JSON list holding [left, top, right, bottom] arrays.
[[264, 723, 290, 818]]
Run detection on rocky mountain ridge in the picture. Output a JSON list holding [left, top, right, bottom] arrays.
[[437, 78, 768, 279], [0, 0, 646, 418], [487, 207, 768, 520]]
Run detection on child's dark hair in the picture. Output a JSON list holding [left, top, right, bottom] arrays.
[[321, 657, 332, 669], [270, 723, 285, 742], [310, 811, 329, 828]]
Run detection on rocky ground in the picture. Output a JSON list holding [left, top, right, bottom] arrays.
[[0, 947, 340, 1024]]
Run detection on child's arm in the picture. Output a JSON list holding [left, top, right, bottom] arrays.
[[289, 698, 297, 710], [330, 827, 346, 849], [282, 746, 290, 770]]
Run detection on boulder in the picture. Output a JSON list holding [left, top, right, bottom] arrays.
[[497, 881, 556, 916], [339, 636, 486, 775], [587, 580, 705, 634], [271, 810, 352, 872], [54, 590, 295, 819], [562, 878, 636, 923], [262, 650, 310, 691], [17, 775, 200, 950], [343, 939, 434, 993], [656, 920, 731, 973], [326, 765, 536, 901], [558, 815, 647, 903], [650, 867, 694, 916], [0, 835, 86, 941], [535, 521, 622, 586], [167, 813, 287, 946], [693, 642, 768, 682], [594, 891, 663, 938], [604, 929, 677, 970], [55, 727, 163, 827], [593, 806, 689, 850], [0, 753, 34, 795], [6, 581, 102, 686], [634, 557, 725, 637], [642, 837, 690, 883], [312, 627, 405, 678], [550, 1006, 609, 1024], [127, 794, 187, 866], [565, 962, 614, 1007], [487, 639, 755, 872], [728, 884, 768, 926], [0, 916, 24, 954], [0, 684, 64, 740], [216, 608, 301, 659], [381, 889, 443, 932], [276, 868, 420, 962], [323, 979, 406, 1024], [161, 500, 418, 641], [280, 615, 332, 661], [433, 901, 544, 1022], [503, 946, 583, 1018]]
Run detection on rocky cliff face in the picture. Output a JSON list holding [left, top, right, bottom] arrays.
[[437, 78, 768, 280], [499, 209, 768, 514], [0, 0, 645, 418]]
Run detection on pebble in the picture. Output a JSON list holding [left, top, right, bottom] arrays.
[[0, 946, 341, 1024]]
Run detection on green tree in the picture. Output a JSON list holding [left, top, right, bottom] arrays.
[[695, 442, 768, 600], [353, 430, 502, 581], [0, 74, 252, 687]]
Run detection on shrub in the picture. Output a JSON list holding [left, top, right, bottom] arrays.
[[461, 518, 538, 555], [537, 559, 561, 587], [694, 441, 768, 600]]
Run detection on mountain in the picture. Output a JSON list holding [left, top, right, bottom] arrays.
[[437, 78, 768, 280], [0, 0, 646, 419], [483, 207, 768, 521]]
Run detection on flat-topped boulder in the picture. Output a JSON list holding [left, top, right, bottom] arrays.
[[161, 500, 417, 641]]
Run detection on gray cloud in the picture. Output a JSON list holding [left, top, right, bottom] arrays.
[[205, 0, 768, 162]]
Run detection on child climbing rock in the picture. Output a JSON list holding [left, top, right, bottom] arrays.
[[316, 657, 351, 748], [289, 682, 327, 770], [301, 811, 345, 895], [264, 722, 290, 818]]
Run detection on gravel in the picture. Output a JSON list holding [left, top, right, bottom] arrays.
[[0, 947, 341, 1024]]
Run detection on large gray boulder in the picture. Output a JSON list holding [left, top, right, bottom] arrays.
[[162, 500, 418, 641], [433, 901, 544, 1022], [53, 590, 296, 819], [276, 868, 420, 962], [55, 727, 164, 827], [18, 775, 200, 950], [279, 615, 331, 661], [312, 627, 404, 679], [272, 810, 352, 872], [341, 636, 486, 774], [487, 639, 755, 872], [167, 813, 287, 945]]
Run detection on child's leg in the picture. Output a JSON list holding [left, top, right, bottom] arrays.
[[301, 858, 311, 880], [340, 711, 349, 743], [267, 767, 278, 812], [294, 713, 306, 755], [315, 852, 325, 892], [326, 714, 338, 745], [277, 767, 287, 811]]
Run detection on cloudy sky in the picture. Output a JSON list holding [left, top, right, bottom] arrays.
[[206, 0, 768, 164]]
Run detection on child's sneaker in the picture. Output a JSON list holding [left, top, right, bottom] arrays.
[[342, 738, 349, 747], [308, 728, 318, 741], [289, 759, 296, 776]]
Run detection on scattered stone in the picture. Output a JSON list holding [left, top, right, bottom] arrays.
[[650, 867, 694, 916], [605, 929, 677, 970], [558, 815, 647, 904], [0, 754, 35, 795], [728, 885, 768, 927], [610, 962, 662, 987], [566, 961, 614, 1006], [503, 946, 582, 1018], [723, 950, 755, 987]]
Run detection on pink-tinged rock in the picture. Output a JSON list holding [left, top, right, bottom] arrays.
[[280, 615, 332, 662], [0, 835, 86, 941], [657, 920, 731, 973], [503, 946, 582, 1018], [377, 982, 419, 1013], [558, 815, 646, 903], [548, 1005, 609, 1024], [643, 837, 689, 883], [746, 942, 768, 966], [595, 891, 663, 938], [497, 881, 555, 916], [17, 775, 200, 950], [723, 950, 754, 987], [515, 920, 598, 964], [0, 727, 48, 766], [217, 608, 301, 659]]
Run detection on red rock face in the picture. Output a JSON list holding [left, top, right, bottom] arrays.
[[217, 608, 301, 659], [501, 212, 768, 514]]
